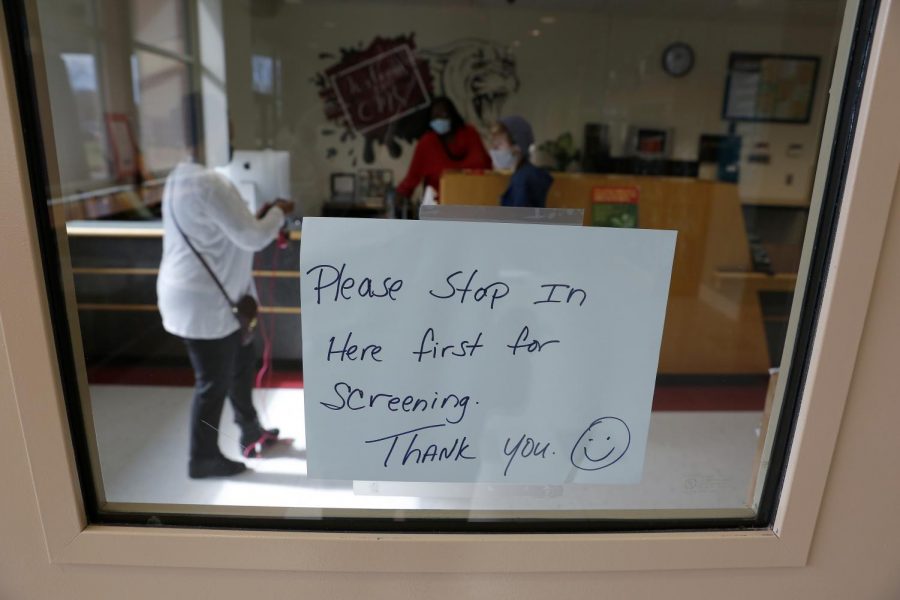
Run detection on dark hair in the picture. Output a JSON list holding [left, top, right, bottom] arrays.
[[430, 96, 465, 133], [430, 96, 466, 160]]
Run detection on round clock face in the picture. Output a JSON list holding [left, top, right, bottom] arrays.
[[663, 43, 694, 77]]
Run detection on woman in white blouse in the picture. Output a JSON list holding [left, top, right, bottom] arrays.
[[157, 160, 293, 478]]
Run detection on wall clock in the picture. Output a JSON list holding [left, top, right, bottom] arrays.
[[662, 42, 695, 77]]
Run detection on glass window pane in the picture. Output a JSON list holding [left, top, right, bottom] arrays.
[[33, 0, 110, 193], [134, 50, 192, 173], [13, 0, 868, 528], [60, 52, 111, 182], [131, 0, 189, 56]]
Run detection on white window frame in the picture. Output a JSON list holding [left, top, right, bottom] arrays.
[[1, 0, 897, 573]]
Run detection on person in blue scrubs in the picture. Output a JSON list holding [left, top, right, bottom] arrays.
[[489, 116, 553, 208]]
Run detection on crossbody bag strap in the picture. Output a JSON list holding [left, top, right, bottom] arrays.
[[168, 200, 238, 311]]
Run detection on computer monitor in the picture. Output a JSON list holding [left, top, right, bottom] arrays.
[[216, 149, 290, 213], [625, 126, 672, 159]]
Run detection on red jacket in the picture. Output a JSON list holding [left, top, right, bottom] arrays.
[[396, 125, 491, 199]]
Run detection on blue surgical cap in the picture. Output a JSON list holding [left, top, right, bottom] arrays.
[[499, 115, 535, 155]]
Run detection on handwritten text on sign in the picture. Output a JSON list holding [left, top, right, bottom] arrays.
[[300, 218, 676, 483]]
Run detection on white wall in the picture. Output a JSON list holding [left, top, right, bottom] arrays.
[[223, 0, 843, 214]]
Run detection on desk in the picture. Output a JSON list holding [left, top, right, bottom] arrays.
[[441, 171, 787, 375]]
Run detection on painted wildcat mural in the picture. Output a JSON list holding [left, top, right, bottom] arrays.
[[419, 38, 519, 130]]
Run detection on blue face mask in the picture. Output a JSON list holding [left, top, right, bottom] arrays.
[[430, 118, 452, 135], [490, 147, 518, 171]]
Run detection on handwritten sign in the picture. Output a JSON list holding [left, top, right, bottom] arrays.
[[300, 218, 676, 483], [330, 44, 430, 134]]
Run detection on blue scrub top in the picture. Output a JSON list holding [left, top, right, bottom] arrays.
[[500, 162, 554, 208]]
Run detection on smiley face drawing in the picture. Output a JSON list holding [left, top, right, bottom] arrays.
[[569, 417, 631, 471]]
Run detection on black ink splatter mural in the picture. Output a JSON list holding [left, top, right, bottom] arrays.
[[314, 34, 519, 165], [313, 35, 434, 165]]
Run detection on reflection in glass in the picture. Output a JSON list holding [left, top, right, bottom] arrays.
[[134, 50, 192, 173], [131, 0, 188, 55], [17, 0, 853, 524]]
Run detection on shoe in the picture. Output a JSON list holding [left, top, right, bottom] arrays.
[[189, 456, 247, 479], [241, 427, 280, 458]]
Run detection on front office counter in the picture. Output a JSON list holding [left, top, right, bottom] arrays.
[[66, 173, 788, 377], [65, 220, 302, 370], [441, 171, 789, 376]]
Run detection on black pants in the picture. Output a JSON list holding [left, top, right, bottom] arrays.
[[183, 330, 261, 460]]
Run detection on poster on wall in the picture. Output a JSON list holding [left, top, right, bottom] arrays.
[[591, 186, 639, 228], [300, 218, 676, 484]]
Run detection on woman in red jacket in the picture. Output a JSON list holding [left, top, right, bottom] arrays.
[[396, 96, 491, 204]]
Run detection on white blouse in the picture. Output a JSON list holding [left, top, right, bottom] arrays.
[[156, 161, 285, 340]]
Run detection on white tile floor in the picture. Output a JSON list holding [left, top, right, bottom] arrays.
[[89, 385, 764, 512]]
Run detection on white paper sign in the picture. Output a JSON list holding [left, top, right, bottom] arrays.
[[300, 218, 676, 484]]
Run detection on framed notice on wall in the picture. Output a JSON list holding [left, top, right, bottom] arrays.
[[722, 53, 820, 124]]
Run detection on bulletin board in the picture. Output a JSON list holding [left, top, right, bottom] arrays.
[[722, 53, 820, 124]]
